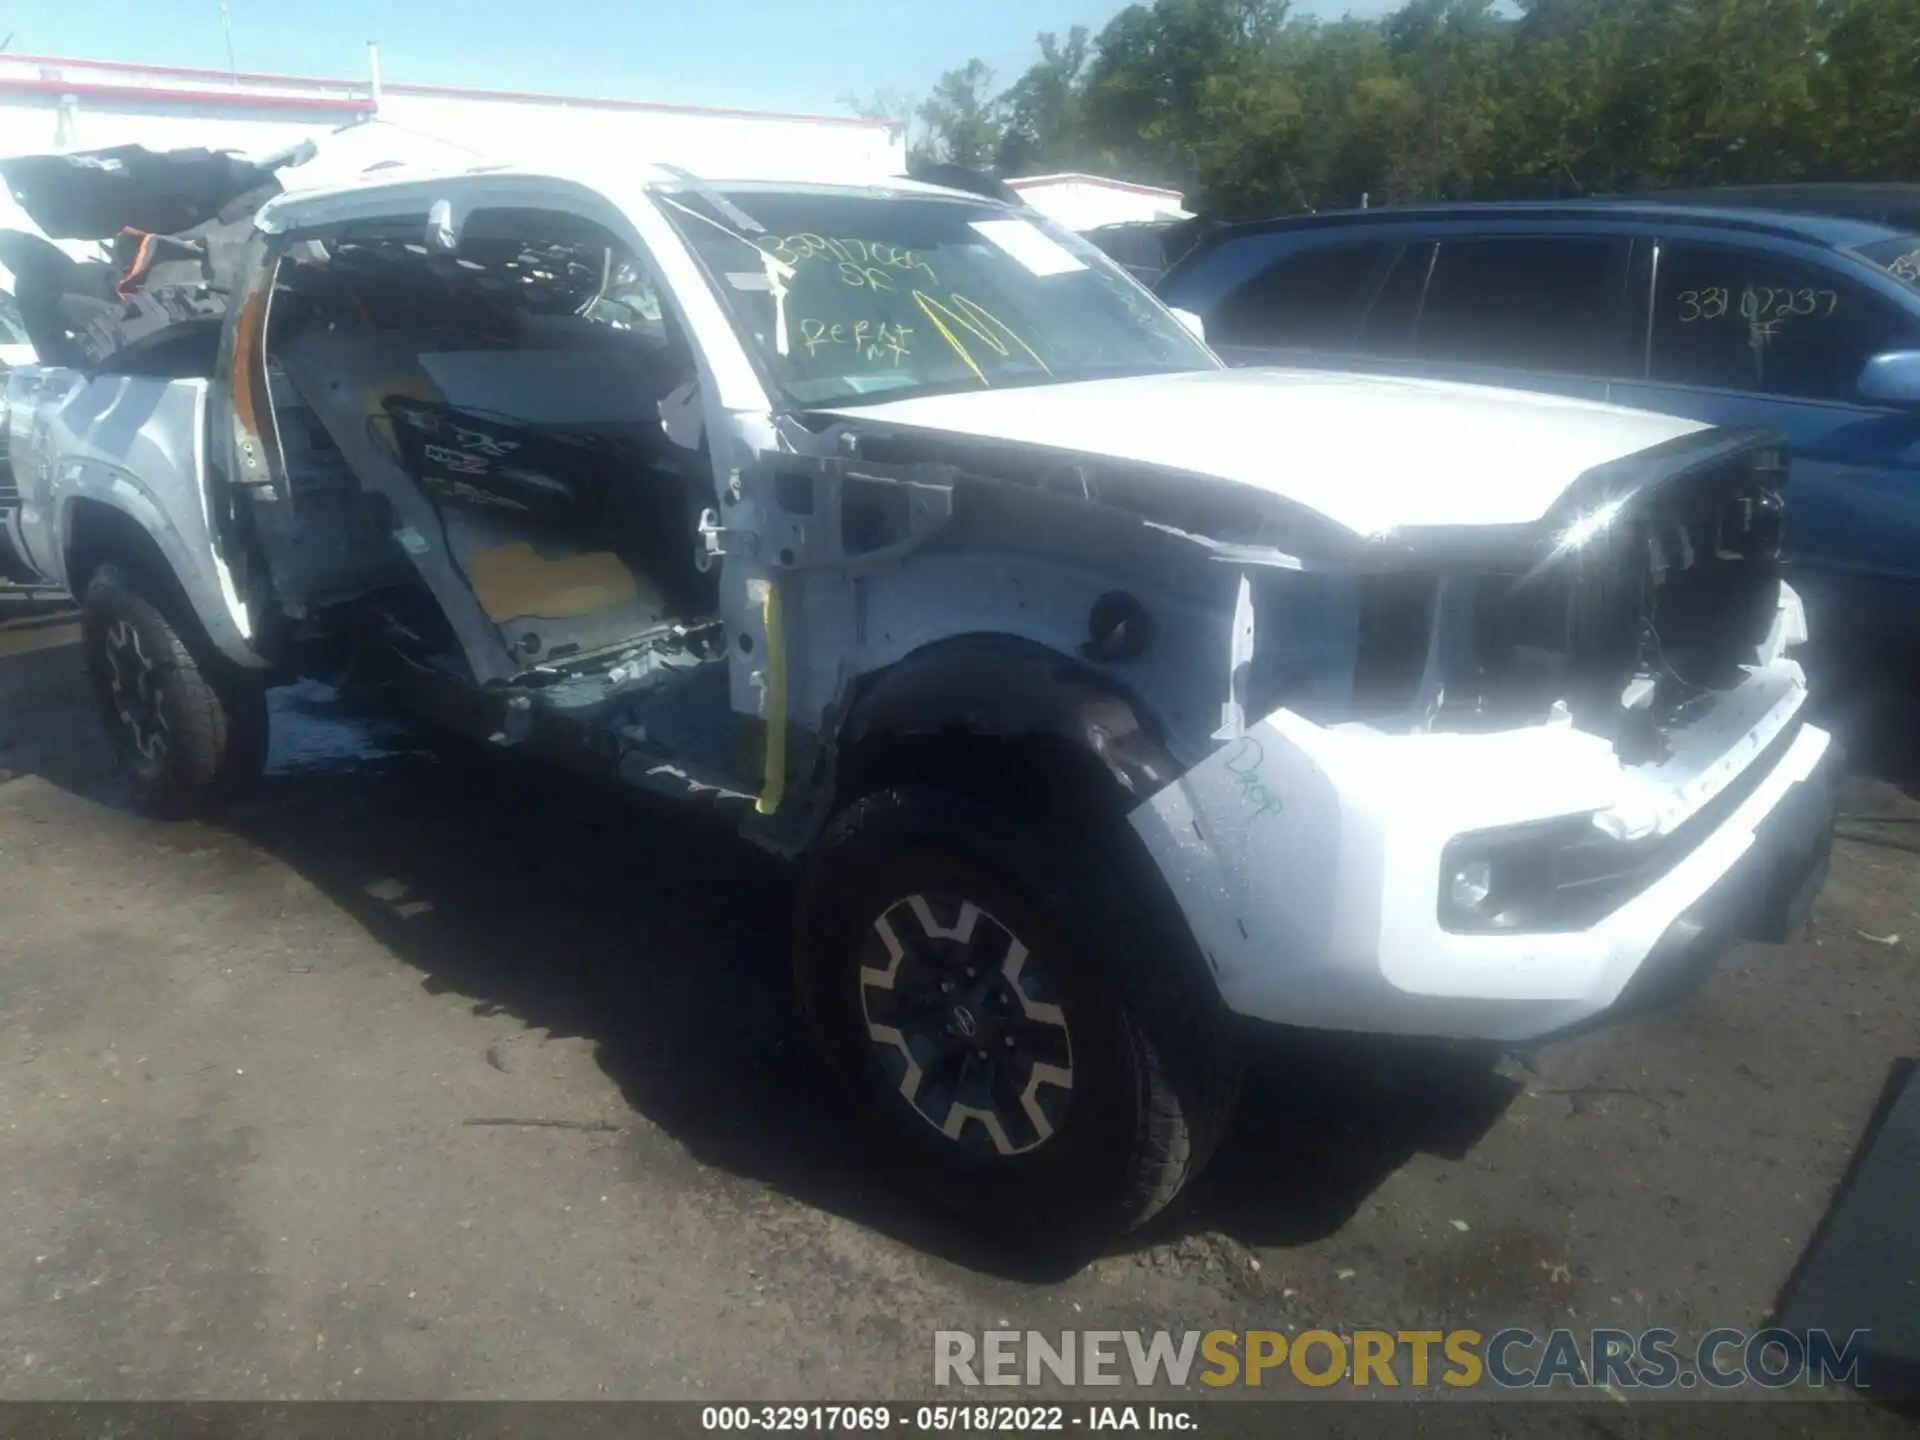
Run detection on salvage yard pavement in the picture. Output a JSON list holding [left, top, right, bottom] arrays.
[[0, 610, 1915, 1404]]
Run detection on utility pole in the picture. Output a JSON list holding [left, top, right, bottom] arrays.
[[219, 0, 237, 76]]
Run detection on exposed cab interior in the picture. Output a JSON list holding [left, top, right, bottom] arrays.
[[249, 203, 743, 790]]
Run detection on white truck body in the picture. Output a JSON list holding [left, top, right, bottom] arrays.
[[0, 143, 1838, 1234]]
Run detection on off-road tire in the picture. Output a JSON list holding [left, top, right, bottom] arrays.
[[796, 784, 1241, 1247], [80, 562, 267, 817]]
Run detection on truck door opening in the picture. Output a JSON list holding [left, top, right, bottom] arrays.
[[260, 205, 719, 680]]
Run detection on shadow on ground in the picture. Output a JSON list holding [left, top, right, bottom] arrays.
[[1804, 639, 1920, 789], [0, 634, 1526, 1279]]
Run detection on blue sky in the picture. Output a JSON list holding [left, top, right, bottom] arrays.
[[5, 0, 1405, 116]]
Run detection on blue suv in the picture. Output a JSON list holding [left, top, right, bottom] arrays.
[[1156, 201, 1920, 647]]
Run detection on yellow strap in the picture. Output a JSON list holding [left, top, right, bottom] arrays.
[[756, 579, 787, 816]]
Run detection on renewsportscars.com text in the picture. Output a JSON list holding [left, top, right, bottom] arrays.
[[933, 1328, 1871, 1391]]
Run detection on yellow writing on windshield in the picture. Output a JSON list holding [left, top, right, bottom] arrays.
[[752, 233, 939, 288], [911, 291, 1050, 386], [798, 317, 913, 363], [839, 262, 895, 294]]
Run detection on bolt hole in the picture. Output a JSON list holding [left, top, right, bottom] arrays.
[[778, 548, 795, 567], [738, 632, 754, 654]]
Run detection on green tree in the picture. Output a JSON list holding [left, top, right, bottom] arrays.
[[995, 28, 1095, 175], [1078, 0, 1291, 186], [1817, 0, 1920, 179], [915, 60, 1008, 172], [917, 0, 1920, 221]]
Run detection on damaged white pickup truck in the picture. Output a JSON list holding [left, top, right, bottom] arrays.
[[5, 142, 1838, 1242]]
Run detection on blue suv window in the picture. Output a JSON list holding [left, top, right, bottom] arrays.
[[1205, 240, 1395, 347], [1649, 242, 1918, 402], [1356, 241, 1434, 355], [1414, 236, 1626, 376]]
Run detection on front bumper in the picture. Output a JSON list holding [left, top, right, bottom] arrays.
[[1129, 669, 1836, 1043], [1585, 727, 1837, 1031]]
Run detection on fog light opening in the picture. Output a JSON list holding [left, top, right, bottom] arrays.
[[1439, 811, 1607, 933], [1440, 851, 1531, 931], [1449, 860, 1494, 913]]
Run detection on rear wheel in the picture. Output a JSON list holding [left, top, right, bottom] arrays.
[[81, 562, 267, 817], [796, 785, 1240, 1247]]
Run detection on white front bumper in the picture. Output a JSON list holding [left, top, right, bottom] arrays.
[[1129, 666, 1833, 1043]]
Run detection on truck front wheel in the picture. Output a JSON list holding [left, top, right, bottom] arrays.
[[80, 563, 267, 817], [795, 785, 1241, 1247]]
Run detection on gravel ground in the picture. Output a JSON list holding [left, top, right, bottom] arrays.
[[0, 606, 1913, 1421]]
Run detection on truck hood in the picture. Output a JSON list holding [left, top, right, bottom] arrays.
[[819, 367, 1709, 537]]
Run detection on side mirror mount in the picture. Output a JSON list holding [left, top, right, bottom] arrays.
[[1170, 307, 1206, 342], [426, 197, 461, 254], [1856, 349, 1920, 407]]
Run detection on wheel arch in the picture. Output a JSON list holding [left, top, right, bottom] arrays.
[[830, 632, 1189, 826], [62, 494, 264, 670], [65, 496, 176, 594]]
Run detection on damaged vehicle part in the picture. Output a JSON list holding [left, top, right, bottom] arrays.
[[0, 138, 325, 374], [0, 144, 295, 240], [7, 152, 1836, 1246]]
